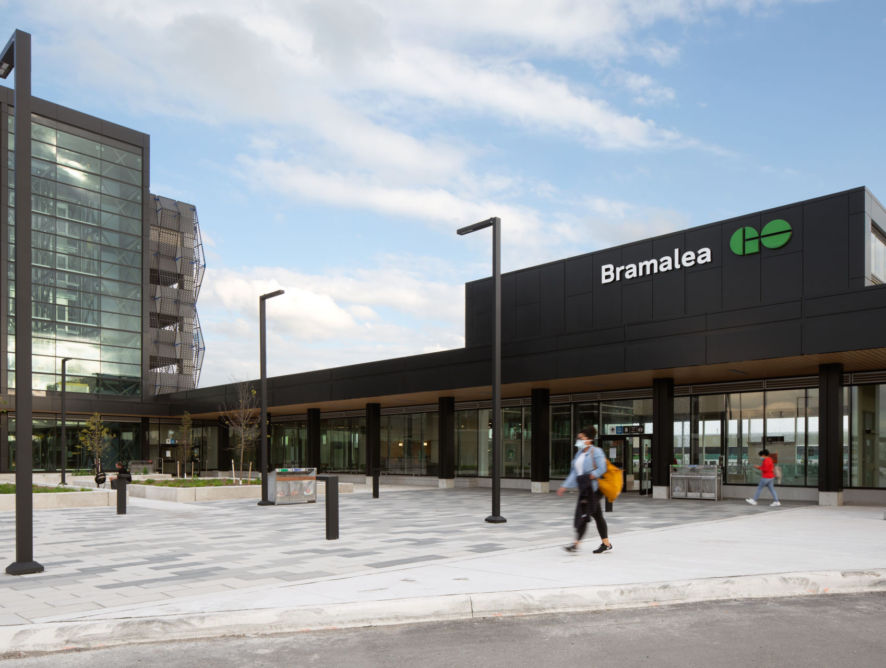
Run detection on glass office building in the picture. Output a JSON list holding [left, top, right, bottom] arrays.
[[0, 84, 205, 473], [8, 112, 144, 396]]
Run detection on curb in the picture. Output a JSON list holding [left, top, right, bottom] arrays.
[[1, 568, 884, 657]]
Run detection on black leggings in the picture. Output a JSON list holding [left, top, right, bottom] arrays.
[[574, 489, 608, 541]]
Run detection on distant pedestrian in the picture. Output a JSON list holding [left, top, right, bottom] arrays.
[[746, 449, 781, 507], [557, 426, 612, 554]]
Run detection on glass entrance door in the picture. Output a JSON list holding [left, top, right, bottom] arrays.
[[600, 435, 653, 494], [637, 435, 652, 495]]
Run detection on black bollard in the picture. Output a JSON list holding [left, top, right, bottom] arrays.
[[317, 475, 339, 540], [116, 478, 127, 515], [372, 469, 379, 499]]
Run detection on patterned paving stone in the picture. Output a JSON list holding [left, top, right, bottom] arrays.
[[0, 486, 807, 625]]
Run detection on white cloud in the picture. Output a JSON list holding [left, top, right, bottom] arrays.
[[196, 261, 467, 386]]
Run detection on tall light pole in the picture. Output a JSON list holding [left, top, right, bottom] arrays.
[[60, 358, 71, 486], [258, 289, 284, 506], [457, 217, 505, 524], [2, 29, 43, 574]]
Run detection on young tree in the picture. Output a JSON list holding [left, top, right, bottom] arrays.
[[179, 410, 192, 477], [77, 413, 109, 473], [220, 382, 259, 480]]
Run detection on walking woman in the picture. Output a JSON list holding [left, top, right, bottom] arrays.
[[557, 426, 612, 554], [746, 448, 781, 507]]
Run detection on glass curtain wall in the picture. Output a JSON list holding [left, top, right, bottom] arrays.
[[849, 385, 886, 488], [501, 406, 531, 478], [270, 421, 307, 469], [321, 416, 365, 473], [725, 392, 764, 484], [455, 409, 478, 476], [693, 395, 725, 466], [381, 412, 436, 475], [674, 397, 691, 465], [550, 404, 573, 478], [10, 416, 140, 472], [764, 389, 806, 486], [8, 114, 143, 396]]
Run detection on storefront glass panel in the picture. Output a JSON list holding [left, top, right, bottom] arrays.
[[695, 394, 725, 466], [381, 414, 406, 474], [849, 385, 886, 488], [271, 421, 307, 469], [502, 407, 523, 478], [321, 416, 365, 473], [806, 389, 819, 487], [574, 402, 599, 436], [478, 408, 492, 477], [726, 392, 764, 484], [674, 397, 691, 465], [764, 389, 805, 486], [550, 404, 572, 478], [456, 409, 478, 476]]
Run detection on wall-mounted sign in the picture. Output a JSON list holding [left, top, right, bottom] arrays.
[[729, 219, 792, 256], [607, 424, 645, 435], [601, 247, 712, 284]]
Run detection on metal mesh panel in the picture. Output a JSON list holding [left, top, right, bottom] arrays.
[[148, 195, 206, 394]]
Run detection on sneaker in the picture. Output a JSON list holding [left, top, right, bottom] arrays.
[[563, 544, 578, 553], [592, 543, 612, 554], [770, 501, 781, 507], [745, 498, 757, 506]]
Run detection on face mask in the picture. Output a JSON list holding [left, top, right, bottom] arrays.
[[574, 439, 585, 449]]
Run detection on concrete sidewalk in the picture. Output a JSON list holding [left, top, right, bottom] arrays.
[[1, 486, 885, 657]]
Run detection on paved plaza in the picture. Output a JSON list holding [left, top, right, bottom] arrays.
[[1, 484, 885, 656]]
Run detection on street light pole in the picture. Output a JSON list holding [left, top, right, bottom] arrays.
[[457, 217, 506, 524], [60, 358, 71, 486], [2, 29, 43, 575], [258, 289, 284, 506]]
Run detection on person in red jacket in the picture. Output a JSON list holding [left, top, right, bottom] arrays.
[[746, 448, 781, 507]]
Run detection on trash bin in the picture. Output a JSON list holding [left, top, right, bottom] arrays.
[[268, 467, 317, 504], [670, 465, 720, 500]]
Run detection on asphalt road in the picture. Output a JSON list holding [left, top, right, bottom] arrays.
[[4, 592, 885, 667]]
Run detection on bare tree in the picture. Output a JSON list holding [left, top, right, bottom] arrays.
[[220, 382, 259, 480], [179, 410, 192, 477]]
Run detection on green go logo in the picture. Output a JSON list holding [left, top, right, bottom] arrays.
[[729, 219, 792, 256]]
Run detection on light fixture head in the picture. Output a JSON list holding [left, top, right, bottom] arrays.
[[457, 217, 499, 236]]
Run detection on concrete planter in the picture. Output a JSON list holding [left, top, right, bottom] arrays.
[[128, 480, 354, 503], [0, 489, 114, 511]]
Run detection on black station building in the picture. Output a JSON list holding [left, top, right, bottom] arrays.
[[174, 186, 886, 506]]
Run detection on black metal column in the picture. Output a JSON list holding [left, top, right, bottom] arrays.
[[365, 403, 380, 476], [818, 363, 844, 493], [438, 397, 455, 481], [0, 413, 7, 474], [530, 388, 550, 484], [6, 29, 42, 576], [652, 378, 674, 490], [316, 474, 339, 540], [307, 408, 321, 470], [365, 402, 380, 497]]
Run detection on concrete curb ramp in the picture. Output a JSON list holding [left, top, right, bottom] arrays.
[[1, 568, 884, 657]]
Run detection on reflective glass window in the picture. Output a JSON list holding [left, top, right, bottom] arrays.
[[550, 404, 572, 478], [455, 409, 478, 476], [725, 392, 764, 484]]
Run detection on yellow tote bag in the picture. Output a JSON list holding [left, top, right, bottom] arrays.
[[598, 460, 623, 503]]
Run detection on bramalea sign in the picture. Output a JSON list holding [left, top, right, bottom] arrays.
[[599, 219, 792, 285], [601, 247, 712, 284]]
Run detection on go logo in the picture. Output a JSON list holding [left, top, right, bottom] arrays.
[[729, 219, 792, 256]]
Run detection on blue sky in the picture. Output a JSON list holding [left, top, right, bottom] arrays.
[[3, 0, 886, 387]]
